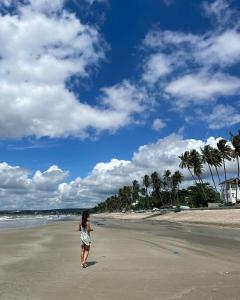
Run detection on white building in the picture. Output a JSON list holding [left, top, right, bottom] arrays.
[[219, 178, 240, 204]]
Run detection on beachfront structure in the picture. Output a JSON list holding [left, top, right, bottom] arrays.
[[219, 178, 240, 204]]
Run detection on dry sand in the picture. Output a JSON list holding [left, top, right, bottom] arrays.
[[94, 211, 154, 220], [0, 218, 240, 300], [150, 209, 240, 227], [95, 209, 240, 227]]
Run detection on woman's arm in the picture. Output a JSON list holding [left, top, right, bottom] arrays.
[[87, 222, 93, 233]]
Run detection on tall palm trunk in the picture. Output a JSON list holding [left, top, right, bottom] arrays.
[[214, 164, 223, 199], [214, 166, 223, 199], [198, 176, 208, 202], [176, 183, 179, 206], [188, 167, 198, 185], [236, 156, 240, 203], [222, 158, 228, 202], [158, 189, 163, 207], [188, 167, 207, 202], [145, 187, 148, 209], [214, 165, 221, 184], [207, 163, 217, 192], [169, 186, 173, 207]]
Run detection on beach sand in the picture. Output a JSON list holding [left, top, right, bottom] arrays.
[[0, 219, 240, 300], [95, 209, 240, 227]]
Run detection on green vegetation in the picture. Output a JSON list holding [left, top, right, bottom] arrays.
[[94, 130, 240, 212], [94, 175, 220, 213]]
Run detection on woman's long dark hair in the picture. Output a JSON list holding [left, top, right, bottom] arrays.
[[80, 210, 89, 230]]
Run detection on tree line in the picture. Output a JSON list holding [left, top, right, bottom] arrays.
[[94, 130, 240, 212], [179, 130, 240, 203]]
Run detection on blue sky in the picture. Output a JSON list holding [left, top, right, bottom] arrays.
[[0, 0, 240, 209]]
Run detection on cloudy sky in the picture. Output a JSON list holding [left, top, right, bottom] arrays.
[[0, 0, 240, 209]]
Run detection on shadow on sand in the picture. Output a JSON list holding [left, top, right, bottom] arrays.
[[86, 261, 97, 267]]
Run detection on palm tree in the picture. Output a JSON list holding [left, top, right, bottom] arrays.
[[172, 171, 184, 205], [143, 174, 151, 209], [179, 151, 198, 185], [189, 150, 203, 182], [189, 149, 208, 202], [201, 145, 217, 192], [163, 170, 172, 206], [132, 180, 140, 204], [122, 186, 133, 209], [118, 188, 124, 210], [231, 131, 240, 203], [151, 171, 162, 207], [105, 195, 119, 212], [217, 139, 232, 201], [211, 148, 222, 184], [140, 187, 146, 197]]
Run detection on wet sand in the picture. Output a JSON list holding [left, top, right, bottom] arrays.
[[0, 219, 240, 300]]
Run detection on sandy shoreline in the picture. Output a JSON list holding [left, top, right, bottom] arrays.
[[0, 219, 240, 300], [93, 209, 240, 228]]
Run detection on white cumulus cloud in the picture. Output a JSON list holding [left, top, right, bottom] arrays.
[[0, 1, 151, 139], [142, 0, 240, 121], [165, 73, 240, 108], [32, 165, 69, 191], [200, 104, 240, 129], [152, 118, 166, 131], [0, 133, 239, 209]]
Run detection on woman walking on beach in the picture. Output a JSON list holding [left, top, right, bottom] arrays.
[[79, 210, 93, 268]]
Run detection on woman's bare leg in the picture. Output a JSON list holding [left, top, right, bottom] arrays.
[[82, 245, 90, 266], [80, 245, 84, 265]]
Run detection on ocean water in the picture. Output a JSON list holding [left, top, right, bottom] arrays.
[[0, 214, 79, 230]]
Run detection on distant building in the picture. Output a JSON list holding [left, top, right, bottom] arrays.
[[219, 178, 240, 204]]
